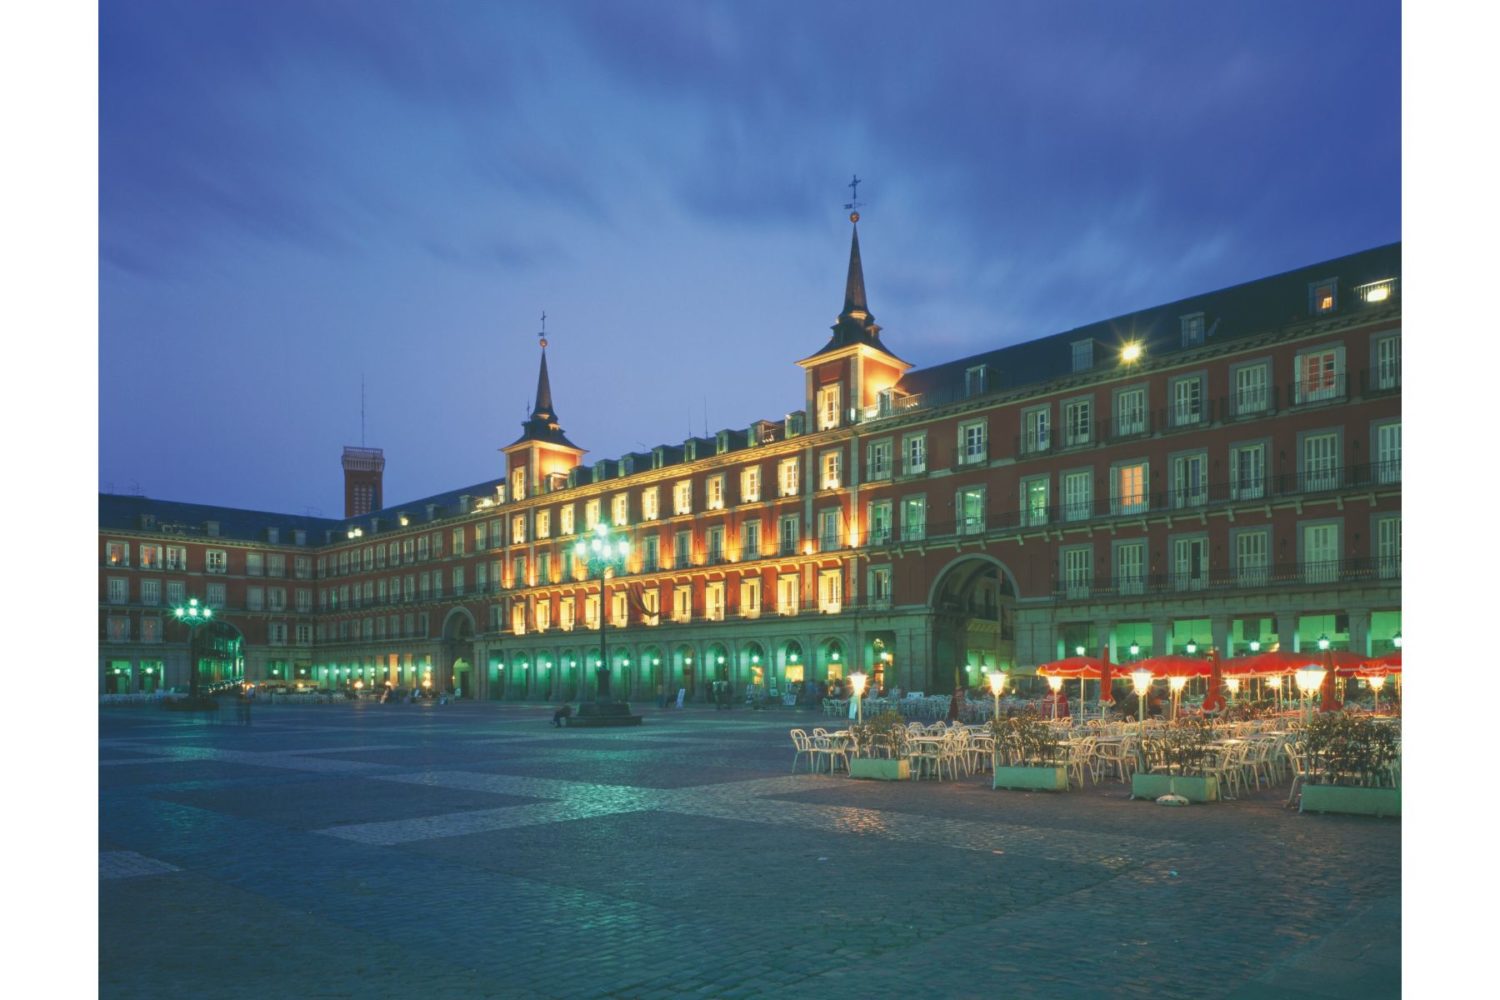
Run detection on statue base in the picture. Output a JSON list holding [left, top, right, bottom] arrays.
[[565, 701, 643, 727]]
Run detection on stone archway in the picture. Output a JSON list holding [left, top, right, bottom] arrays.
[[440, 608, 477, 697], [927, 555, 1019, 694]]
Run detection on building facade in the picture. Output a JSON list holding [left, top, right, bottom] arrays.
[[99, 224, 1401, 700]]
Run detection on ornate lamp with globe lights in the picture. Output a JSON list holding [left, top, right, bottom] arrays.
[[171, 597, 215, 700], [849, 671, 868, 725], [1131, 668, 1153, 729], [987, 668, 1007, 723], [1046, 673, 1064, 719], [567, 522, 643, 726]]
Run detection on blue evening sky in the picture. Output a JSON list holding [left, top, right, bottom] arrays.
[[99, 0, 1400, 516]]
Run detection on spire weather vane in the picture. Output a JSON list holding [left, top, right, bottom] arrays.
[[538, 310, 548, 350], [844, 173, 864, 223]]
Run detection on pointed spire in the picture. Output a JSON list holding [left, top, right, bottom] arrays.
[[842, 223, 869, 317], [508, 320, 580, 451], [532, 347, 555, 423]]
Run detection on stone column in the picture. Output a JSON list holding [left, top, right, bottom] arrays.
[[1210, 617, 1231, 656], [1347, 608, 1372, 656], [1151, 619, 1169, 657]]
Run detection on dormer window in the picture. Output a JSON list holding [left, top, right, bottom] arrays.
[[716, 431, 731, 454], [1180, 313, 1205, 348], [1310, 279, 1338, 315], [965, 365, 989, 396]]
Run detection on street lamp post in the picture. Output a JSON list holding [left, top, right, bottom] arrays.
[[850, 671, 867, 725], [567, 523, 643, 727], [987, 669, 1006, 723], [171, 597, 215, 701], [573, 522, 630, 706]]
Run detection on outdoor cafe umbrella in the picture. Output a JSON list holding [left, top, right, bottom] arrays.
[[1036, 655, 1104, 710], [1128, 654, 1214, 679], [1223, 650, 1321, 675]]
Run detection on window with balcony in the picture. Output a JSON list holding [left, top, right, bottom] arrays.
[[901, 496, 926, 542], [641, 489, 659, 522], [643, 534, 660, 572], [740, 577, 761, 617], [205, 550, 227, 574], [167, 581, 185, 607], [166, 546, 187, 571], [673, 480, 692, 516], [296, 588, 312, 612], [1021, 477, 1049, 527], [1171, 452, 1207, 508], [106, 541, 128, 567], [817, 384, 841, 430], [1063, 471, 1091, 522], [417, 536, 429, 560], [611, 591, 628, 627], [1295, 347, 1344, 403], [1022, 406, 1050, 454], [608, 493, 627, 526], [511, 555, 526, 588], [1114, 541, 1145, 596], [139, 579, 160, 605], [674, 529, 692, 568], [959, 420, 987, 465], [957, 487, 985, 536], [560, 504, 575, 535], [817, 569, 842, 613], [268, 587, 286, 611], [1377, 515, 1401, 579], [1171, 376, 1203, 426], [778, 458, 800, 497], [1173, 536, 1208, 591], [867, 440, 891, 481], [206, 583, 225, 607], [1230, 443, 1266, 500], [560, 595, 576, 631], [821, 450, 842, 490], [1234, 363, 1269, 416], [1114, 462, 1148, 514], [139, 544, 162, 570], [903, 433, 927, 476], [778, 515, 800, 555], [741, 519, 761, 559], [1303, 522, 1339, 584], [1374, 333, 1401, 390], [868, 500, 892, 545], [705, 581, 725, 621], [1114, 388, 1146, 437], [107, 616, 129, 641], [776, 574, 800, 616], [1375, 421, 1401, 484], [107, 577, 128, 604], [818, 509, 842, 550], [1235, 529, 1269, 587], [741, 466, 761, 503], [451, 528, 465, 556], [672, 585, 692, 623], [1059, 399, 1090, 448], [513, 602, 528, 635], [706, 526, 725, 564], [583, 499, 599, 530], [1061, 546, 1092, 599], [868, 565, 892, 605], [1302, 432, 1340, 491]]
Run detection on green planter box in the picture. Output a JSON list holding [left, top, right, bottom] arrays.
[[993, 765, 1069, 791], [1300, 784, 1401, 818], [849, 758, 910, 781], [1130, 773, 1219, 802]]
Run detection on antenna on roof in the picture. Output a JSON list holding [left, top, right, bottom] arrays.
[[361, 373, 366, 447]]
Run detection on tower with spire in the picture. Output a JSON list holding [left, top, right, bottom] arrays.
[[797, 186, 911, 429], [502, 321, 584, 500]]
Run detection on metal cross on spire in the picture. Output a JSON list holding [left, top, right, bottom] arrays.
[[844, 173, 864, 223], [538, 310, 548, 349]]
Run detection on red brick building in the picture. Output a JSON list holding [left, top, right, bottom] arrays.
[[99, 224, 1400, 700]]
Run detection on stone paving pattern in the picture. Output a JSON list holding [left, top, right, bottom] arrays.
[[100, 702, 1400, 999]]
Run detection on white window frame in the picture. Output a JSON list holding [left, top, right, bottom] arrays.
[[740, 466, 761, 503], [957, 487, 986, 536], [1061, 546, 1092, 599], [1230, 443, 1266, 501], [1022, 406, 1050, 454], [778, 458, 800, 497], [903, 433, 927, 475], [901, 496, 926, 542], [821, 450, 842, 490], [959, 420, 987, 465], [817, 384, 841, 431], [1114, 541, 1145, 596], [1112, 461, 1149, 515], [866, 440, 892, 481], [1294, 345, 1345, 404], [1063, 399, 1091, 448], [868, 499, 893, 546], [1114, 387, 1146, 438], [641, 488, 659, 522], [674, 480, 693, 516], [1021, 476, 1049, 528], [1062, 470, 1091, 522]]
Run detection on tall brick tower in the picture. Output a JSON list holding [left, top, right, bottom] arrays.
[[341, 446, 385, 517]]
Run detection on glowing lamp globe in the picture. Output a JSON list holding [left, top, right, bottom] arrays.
[[1225, 678, 1242, 694], [1295, 667, 1326, 696], [1367, 674, 1386, 691], [987, 671, 1007, 697], [1130, 670, 1153, 697], [1046, 675, 1064, 693], [1168, 675, 1187, 694], [849, 672, 868, 698]]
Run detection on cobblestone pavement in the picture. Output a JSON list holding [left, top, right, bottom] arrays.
[[99, 703, 1400, 999]]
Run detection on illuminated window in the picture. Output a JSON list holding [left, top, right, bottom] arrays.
[[1295, 347, 1344, 403], [673, 480, 693, 515], [705, 581, 725, 621], [205, 550, 227, 574], [559, 504, 574, 535], [740, 466, 761, 503], [139, 544, 162, 570], [1113, 462, 1148, 515], [165, 546, 187, 571], [957, 487, 985, 535], [1021, 476, 1049, 527], [740, 577, 761, 617], [511, 514, 527, 545], [816, 384, 841, 430], [778, 458, 800, 497], [901, 497, 925, 542], [641, 488, 659, 521], [706, 476, 725, 510], [821, 450, 842, 490], [817, 568, 842, 613], [672, 585, 692, 623], [105, 541, 128, 567], [612, 493, 630, 525], [1309, 279, 1338, 315], [585, 499, 600, 529], [777, 574, 800, 616]]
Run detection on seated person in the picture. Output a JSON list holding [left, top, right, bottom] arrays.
[[552, 703, 573, 728]]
